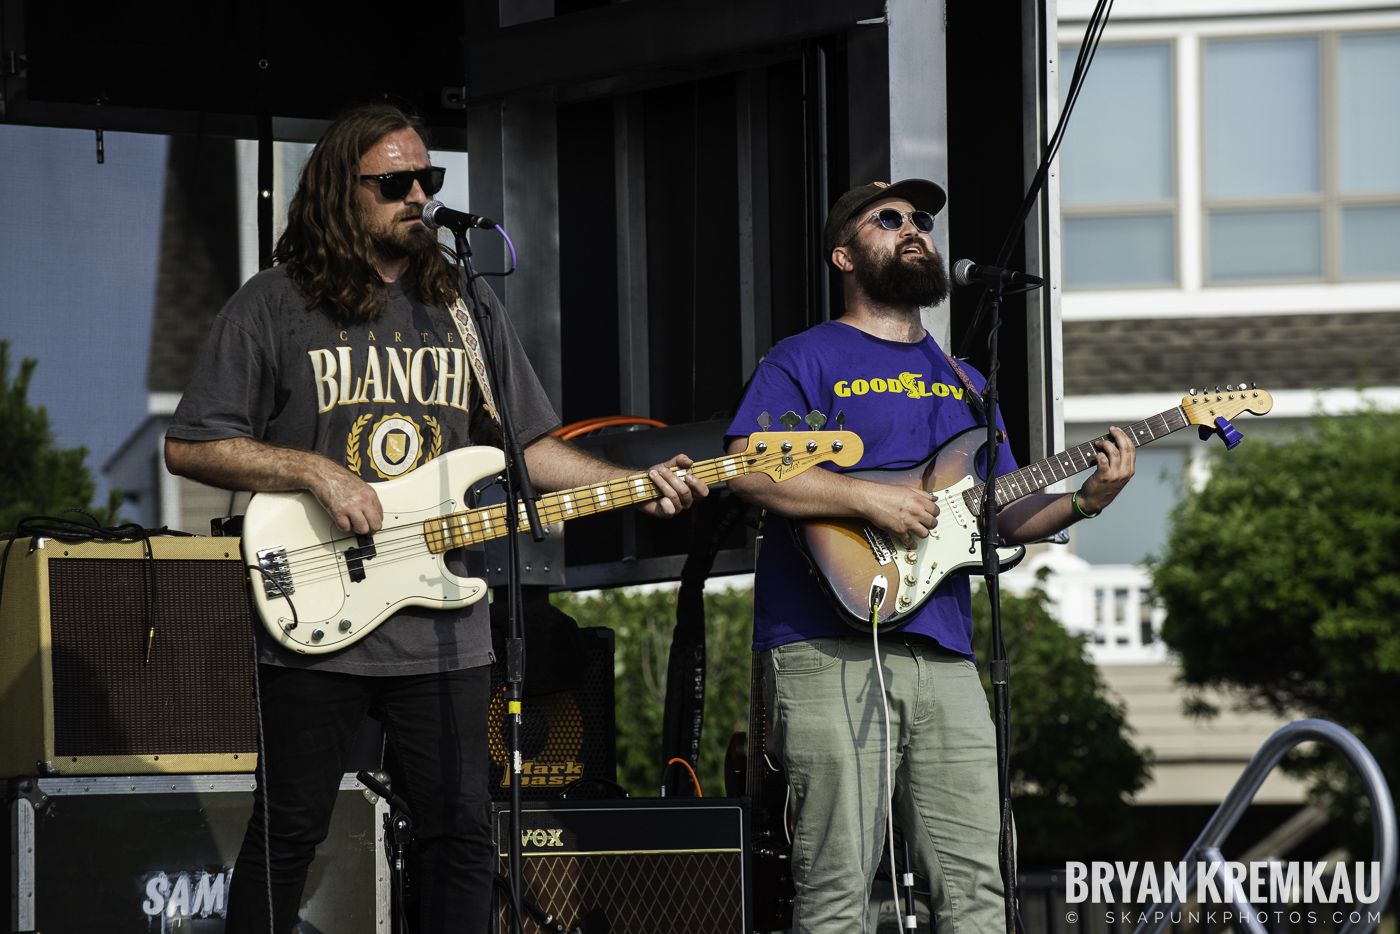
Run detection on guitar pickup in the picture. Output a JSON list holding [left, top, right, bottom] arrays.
[[344, 534, 377, 583]]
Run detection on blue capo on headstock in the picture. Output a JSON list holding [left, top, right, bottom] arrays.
[[1184, 383, 1272, 450]]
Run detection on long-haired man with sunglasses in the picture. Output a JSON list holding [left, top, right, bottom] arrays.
[[164, 103, 708, 933], [723, 180, 1135, 934]]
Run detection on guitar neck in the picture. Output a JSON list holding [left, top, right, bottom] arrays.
[[965, 406, 1190, 510], [423, 452, 751, 554]]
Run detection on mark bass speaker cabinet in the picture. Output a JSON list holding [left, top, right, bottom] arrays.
[[494, 797, 751, 934], [486, 626, 615, 800], [0, 537, 257, 777]]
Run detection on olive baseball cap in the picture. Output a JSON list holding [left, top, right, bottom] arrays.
[[822, 178, 948, 265]]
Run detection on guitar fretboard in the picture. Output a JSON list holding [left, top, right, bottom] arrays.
[[422, 455, 752, 553], [963, 406, 1190, 511]]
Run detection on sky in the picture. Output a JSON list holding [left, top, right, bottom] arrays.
[[0, 125, 470, 508], [0, 124, 168, 502]]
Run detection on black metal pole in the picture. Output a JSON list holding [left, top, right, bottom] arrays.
[[975, 282, 1017, 934], [452, 230, 542, 934]]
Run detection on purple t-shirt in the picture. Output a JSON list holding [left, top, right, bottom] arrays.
[[725, 320, 1017, 658]]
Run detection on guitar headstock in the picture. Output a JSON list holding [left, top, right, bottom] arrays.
[[1181, 384, 1274, 426], [740, 430, 864, 482]]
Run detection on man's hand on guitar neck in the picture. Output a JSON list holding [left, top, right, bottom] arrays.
[[1075, 425, 1136, 515], [997, 425, 1136, 544], [724, 437, 938, 549]]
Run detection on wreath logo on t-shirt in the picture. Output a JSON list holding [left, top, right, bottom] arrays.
[[345, 413, 373, 475], [423, 415, 444, 461]]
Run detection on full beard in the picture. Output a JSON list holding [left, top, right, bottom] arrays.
[[850, 237, 950, 309], [368, 208, 441, 263]]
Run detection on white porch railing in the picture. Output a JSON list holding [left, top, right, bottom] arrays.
[[999, 551, 1168, 664]]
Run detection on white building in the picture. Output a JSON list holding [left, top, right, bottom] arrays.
[[1012, 0, 1400, 814]]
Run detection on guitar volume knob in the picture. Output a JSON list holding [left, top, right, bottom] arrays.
[[311, 628, 325, 642], [904, 574, 916, 586], [339, 619, 353, 632]]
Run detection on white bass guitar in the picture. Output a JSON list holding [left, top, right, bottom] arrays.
[[242, 427, 863, 653]]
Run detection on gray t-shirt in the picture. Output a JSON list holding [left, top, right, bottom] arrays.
[[167, 266, 559, 675]]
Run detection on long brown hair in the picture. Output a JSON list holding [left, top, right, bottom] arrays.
[[272, 104, 459, 322]]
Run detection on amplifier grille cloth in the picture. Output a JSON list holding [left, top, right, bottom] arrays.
[[486, 628, 615, 800], [48, 558, 257, 756], [500, 852, 743, 934]]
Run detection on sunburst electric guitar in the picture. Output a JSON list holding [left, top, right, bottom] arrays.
[[794, 386, 1274, 628], [242, 428, 863, 653]]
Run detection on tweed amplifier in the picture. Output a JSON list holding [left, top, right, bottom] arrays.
[[0, 536, 257, 777], [493, 797, 751, 934]]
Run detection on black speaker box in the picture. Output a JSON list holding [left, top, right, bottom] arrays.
[[0, 537, 257, 776], [493, 797, 751, 934], [486, 626, 616, 800]]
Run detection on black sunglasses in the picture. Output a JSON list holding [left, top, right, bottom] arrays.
[[868, 208, 936, 233], [359, 167, 446, 200]]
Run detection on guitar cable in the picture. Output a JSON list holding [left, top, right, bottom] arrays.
[[868, 576, 912, 929], [242, 565, 300, 934]]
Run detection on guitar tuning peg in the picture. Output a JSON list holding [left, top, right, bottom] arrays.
[[1226, 383, 1234, 392], [1215, 385, 1221, 393], [757, 411, 772, 430], [1251, 381, 1257, 389], [1188, 388, 1197, 396], [805, 410, 827, 430], [779, 411, 801, 430], [835, 410, 846, 429]]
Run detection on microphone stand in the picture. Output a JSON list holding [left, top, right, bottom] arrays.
[[974, 275, 1017, 934], [451, 228, 546, 934]]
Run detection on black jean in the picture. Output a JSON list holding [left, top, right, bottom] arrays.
[[225, 664, 494, 933]]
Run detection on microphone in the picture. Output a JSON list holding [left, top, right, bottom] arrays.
[[952, 259, 1044, 288], [420, 200, 496, 234]]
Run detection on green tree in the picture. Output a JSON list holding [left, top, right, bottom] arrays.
[[551, 586, 754, 798], [553, 579, 1150, 864], [1150, 409, 1400, 838], [972, 579, 1150, 862], [0, 340, 123, 534]]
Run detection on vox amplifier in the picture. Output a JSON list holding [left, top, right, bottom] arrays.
[[493, 797, 751, 934]]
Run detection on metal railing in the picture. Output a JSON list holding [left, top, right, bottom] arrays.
[[1131, 719, 1397, 934]]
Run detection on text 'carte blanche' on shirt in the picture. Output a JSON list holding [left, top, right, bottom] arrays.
[[307, 345, 474, 414]]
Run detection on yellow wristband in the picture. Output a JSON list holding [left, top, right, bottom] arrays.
[[1072, 491, 1101, 520]]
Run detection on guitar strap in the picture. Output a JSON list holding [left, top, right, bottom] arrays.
[[942, 352, 1005, 444], [448, 296, 501, 427]]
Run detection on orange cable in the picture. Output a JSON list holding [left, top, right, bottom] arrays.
[[553, 416, 668, 441], [666, 757, 703, 797]]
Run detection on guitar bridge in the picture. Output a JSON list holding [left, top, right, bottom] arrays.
[[256, 547, 295, 599], [862, 526, 896, 566]]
